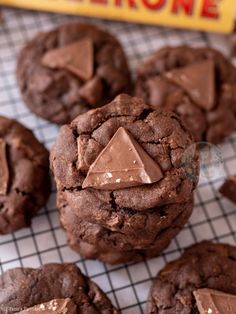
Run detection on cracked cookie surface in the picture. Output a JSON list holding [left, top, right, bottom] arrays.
[[59, 192, 193, 251], [60, 197, 193, 264], [0, 116, 50, 234], [17, 22, 131, 125], [135, 46, 236, 144], [147, 241, 236, 314], [0, 263, 118, 314], [51, 94, 198, 211]]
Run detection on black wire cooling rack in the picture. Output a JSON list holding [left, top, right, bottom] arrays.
[[0, 8, 235, 313]]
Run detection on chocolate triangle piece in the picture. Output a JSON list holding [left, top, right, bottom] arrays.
[[17, 298, 77, 313], [193, 288, 236, 314], [82, 127, 163, 190], [165, 60, 215, 110], [42, 38, 94, 81], [0, 139, 9, 195]]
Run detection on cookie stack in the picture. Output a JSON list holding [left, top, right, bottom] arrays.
[[51, 94, 199, 264]]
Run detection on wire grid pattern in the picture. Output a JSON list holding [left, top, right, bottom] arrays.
[[0, 8, 236, 313]]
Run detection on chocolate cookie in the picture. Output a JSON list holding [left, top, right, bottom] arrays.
[[0, 116, 50, 234], [0, 263, 118, 314], [59, 192, 193, 251], [67, 237, 179, 265], [135, 46, 236, 144], [51, 94, 198, 209], [51, 94, 199, 264], [147, 241, 236, 313], [17, 22, 131, 124], [61, 203, 193, 265]]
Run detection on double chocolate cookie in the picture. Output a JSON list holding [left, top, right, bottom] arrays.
[[59, 194, 193, 264], [51, 94, 199, 264], [135, 46, 236, 144], [147, 241, 236, 313], [0, 263, 118, 314], [0, 116, 50, 234], [60, 195, 193, 251], [17, 22, 131, 124]]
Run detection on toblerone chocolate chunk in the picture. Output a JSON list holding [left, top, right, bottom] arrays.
[[0, 138, 9, 195], [165, 60, 215, 111], [82, 127, 163, 190], [42, 38, 94, 81], [194, 288, 236, 314], [16, 298, 77, 314]]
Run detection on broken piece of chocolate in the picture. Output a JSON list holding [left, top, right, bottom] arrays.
[[42, 38, 94, 81], [17, 298, 77, 314], [79, 76, 103, 106], [82, 127, 163, 190], [165, 59, 215, 111], [0, 138, 9, 195], [194, 288, 236, 314], [219, 175, 236, 204]]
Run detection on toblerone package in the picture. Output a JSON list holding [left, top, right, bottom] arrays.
[[0, 0, 235, 33]]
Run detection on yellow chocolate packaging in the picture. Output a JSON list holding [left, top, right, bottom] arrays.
[[0, 0, 235, 33]]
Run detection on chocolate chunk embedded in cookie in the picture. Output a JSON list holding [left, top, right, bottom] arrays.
[[0, 116, 50, 234], [0, 263, 118, 314], [17, 22, 131, 124], [82, 126, 164, 190], [147, 241, 236, 313], [193, 289, 236, 314], [135, 46, 236, 144]]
